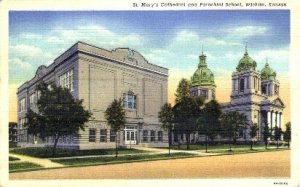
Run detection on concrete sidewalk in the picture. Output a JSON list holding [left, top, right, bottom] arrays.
[[9, 153, 64, 168], [9, 147, 219, 164], [132, 146, 219, 156]]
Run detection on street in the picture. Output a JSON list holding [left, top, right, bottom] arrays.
[[10, 150, 290, 179]]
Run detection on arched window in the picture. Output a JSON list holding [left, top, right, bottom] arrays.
[[239, 78, 245, 92]]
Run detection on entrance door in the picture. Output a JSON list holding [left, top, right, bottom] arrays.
[[124, 126, 137, 145]]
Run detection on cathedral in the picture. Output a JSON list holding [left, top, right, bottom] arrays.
[[190, 47, 285, 142]]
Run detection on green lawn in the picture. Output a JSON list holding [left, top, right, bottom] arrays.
[[9, 156, 20, 161], [10, 147, 149, 158], [208, 145, 289, 154], [167, 144, 284, 151], [9, 162, 43, 172], [53, 153, 194, 166]]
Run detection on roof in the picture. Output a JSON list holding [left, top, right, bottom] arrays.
[[236, 51, 257, 72], [191, 53, 216, 87], [261, 63, 276, 81]]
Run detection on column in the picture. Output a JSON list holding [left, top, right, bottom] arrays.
[[267, 111, 271, 128], [270, 111, 273, 129], [279, 113, 282, 129], [272, 112, 276, 129], [275, 112, 278, 127]]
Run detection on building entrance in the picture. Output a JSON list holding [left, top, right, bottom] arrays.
[[124, 125, 137, 145]]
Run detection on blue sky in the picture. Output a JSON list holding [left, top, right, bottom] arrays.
[[8, 10, 291, 122], [9, 10, 290, 86]]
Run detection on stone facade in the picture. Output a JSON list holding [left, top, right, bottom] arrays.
[[221, 49, 284, 142], [188, 48, 285, 143], [17, 42, 169, 150]]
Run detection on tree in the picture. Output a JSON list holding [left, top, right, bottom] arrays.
[[173, 78, 199, 150], [283, 122, 291, 148], [173, 96, 199, 150], [274, 126, 282, 149], [220, 111, 248, 151], [9, 122, 18, 147], [249, 123, 258, 150], [25, 83, 92, 156], [175, 78, 191, 103], [262, 122, 270, 149], [105, 99, 126, 158], [198, 99, 221, 152], [158, 103, 174, 155]]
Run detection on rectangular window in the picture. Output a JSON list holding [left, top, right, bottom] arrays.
[[143, 130, 148, 142], [262, 86, 266, 94], [123, 93, 136, 109], [100, 129, 107, 142], [29, 93, 36, 106], [246, 77, 250, 89], [233, 80, 235, 90], [158, 131, 163, 142], [150, 130, 155, 142], [239, 129, 244, 138], [59, 69, 74, 91], [240, 78, 245, 92], [19, 118, 26, 129], [201, 90, 208, 99], [19, 98, 26, 112], [37, 90, 41, 100], [89, 129, 96, 142], [275, 85, 279, 95], [110, 130, 116, 142]]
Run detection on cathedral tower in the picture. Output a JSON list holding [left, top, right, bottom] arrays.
[[261, 62, 280, 96], [190, 51, 216, 102], [231, 45, 262, 103]]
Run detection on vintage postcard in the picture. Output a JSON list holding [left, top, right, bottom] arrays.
[[0, 0, 299, 187]]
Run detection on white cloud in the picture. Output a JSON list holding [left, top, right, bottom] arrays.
[[19, 32, 42, 40], [78, 24, 114, 36], [254, 48, 289, 64], [204, 37, 241, 47], [10, 44, 43, 57], [144, 49, 173, 66], [50, 24, 145, 50], [46, 36, 65, 44], [174, 30, 199, 43], [10, 58, 32, 70], [224, 52, 241, 61], [226, 26, 268, 37]]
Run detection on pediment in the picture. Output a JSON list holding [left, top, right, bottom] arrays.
[[113, 48, 149, 67], [271, 97, 285, 107], [35, 65, 47, 78]]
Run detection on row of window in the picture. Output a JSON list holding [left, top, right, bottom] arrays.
[[18, 69, 74, 113], [89, 129, 116, 142], [142, 130, 163, 142], [234, 76, 261, 93], [261, 84, 279, 95], [59, 69, 74, 91], [191, 90, 208, 99], [88, 129, 163, 143]]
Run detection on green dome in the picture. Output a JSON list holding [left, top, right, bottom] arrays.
[[191, 54, 216, 87], [261, 63, 276, 80], [236, 51, 257, 72]]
